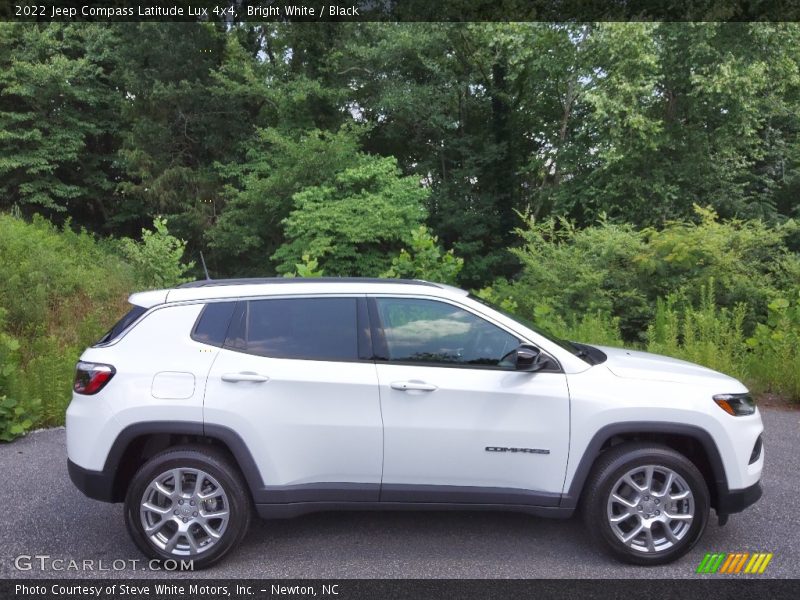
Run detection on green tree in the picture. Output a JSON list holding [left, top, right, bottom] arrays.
[[208, 126, 365, 275], [113, 24, 269, 245], [0, 23, 123, 224], [273, 155, 428, 276], [575, 23, 800, 225]]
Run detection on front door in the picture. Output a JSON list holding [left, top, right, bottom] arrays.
[[371, 296, 570, 505]]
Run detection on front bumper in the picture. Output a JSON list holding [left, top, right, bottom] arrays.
[[717, 480, 762, 515], [67, 459, 117, 502]]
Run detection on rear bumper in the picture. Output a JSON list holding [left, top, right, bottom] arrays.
[[67, 459, 116, 502], [717, 480, 762, 515]]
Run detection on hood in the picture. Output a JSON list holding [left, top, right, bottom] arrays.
[[594, 345, 746, 389]]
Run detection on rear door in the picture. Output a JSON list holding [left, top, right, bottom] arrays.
[[202, 295, 383, 503]]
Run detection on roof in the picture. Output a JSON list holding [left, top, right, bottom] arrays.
[[129, 277, 467, 308], [178, 277, 441, 289]]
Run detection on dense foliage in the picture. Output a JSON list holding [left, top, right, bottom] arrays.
[[1, 22, 799, 438], [2, 22, 799, 284], [0, 215, 191, 438], [505, 206, 799, 341]]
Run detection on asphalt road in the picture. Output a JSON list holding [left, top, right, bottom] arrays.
[[1, 408, 797, 580]]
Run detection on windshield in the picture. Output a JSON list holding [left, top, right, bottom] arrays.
[[468, 294, 590, 361]]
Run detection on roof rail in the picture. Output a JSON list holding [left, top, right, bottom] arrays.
[[177, 277, 442, 289]]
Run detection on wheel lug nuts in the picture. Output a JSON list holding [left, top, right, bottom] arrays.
[[190, 501, 195, 506], [193, 512, 198, 517], [178, 500, 184, 505], [655, 510, 660, 515], [174, 510, 179, 515], [182, 517, 188, 523]]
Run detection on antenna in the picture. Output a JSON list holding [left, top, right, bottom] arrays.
[[199, 251, 211, 280]]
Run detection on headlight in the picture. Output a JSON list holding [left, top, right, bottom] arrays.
[[713, 393, 756, 416]]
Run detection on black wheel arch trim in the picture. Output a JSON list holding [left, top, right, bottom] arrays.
[[561, 421, 731, 511], [95, 421, 265, 503]]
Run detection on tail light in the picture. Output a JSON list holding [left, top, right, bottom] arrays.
[[74, 362, 116, 395]]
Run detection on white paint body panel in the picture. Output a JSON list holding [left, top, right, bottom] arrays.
[[66, 303, 212, 470], [204, 349, 383, 487], [376, 363, 570, 492]]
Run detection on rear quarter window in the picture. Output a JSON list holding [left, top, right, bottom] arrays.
[[191, 301, 237, 347], [93, 304, 147, 346]]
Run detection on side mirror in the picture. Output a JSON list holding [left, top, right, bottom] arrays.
[[505, 345, 553, 372]]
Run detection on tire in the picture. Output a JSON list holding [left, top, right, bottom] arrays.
[[581, 442, 710, 565], [124, 445, 252, 570]]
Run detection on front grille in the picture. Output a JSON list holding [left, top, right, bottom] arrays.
[[749, 434, 763, 464]]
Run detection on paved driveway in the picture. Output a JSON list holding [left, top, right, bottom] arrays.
[[1, 407, 796, 579]]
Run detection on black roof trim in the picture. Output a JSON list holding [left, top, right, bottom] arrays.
[[178, 277, 442, 289]]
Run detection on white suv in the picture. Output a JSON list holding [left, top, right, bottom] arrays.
[[66, 278, 764, 568]]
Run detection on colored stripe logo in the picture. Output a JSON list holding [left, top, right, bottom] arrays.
[[696, 552, 773, 574]]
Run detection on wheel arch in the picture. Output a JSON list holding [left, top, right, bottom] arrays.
[[561, 422, 727, 511], [105, 422, 264, 503]]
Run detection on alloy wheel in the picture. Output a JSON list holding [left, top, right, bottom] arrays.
[[139, 467, 230, 556], [606, 464, 695, 554]]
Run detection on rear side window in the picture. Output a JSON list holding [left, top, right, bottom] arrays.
[[191, 301, 236, 347], [94, 304, 147, 346], [227, 298, 358, 361]]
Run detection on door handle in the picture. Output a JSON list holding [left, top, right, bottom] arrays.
[[221, 372, 269, 383], [390, 380, 438, 392]]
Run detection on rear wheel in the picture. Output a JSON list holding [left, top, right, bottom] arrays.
[[582, 443, 710, 565], [124, 446, 251, 569]]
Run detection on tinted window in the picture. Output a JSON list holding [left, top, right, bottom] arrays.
[[94, 304, 147, 346], [241, 298, 358, 361], [375, 298, 519, 367], [192, 302, 236, 347]]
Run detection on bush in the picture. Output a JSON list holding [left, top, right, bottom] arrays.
[[509, 207, 799, 342], [119, 217, 195, 289], [0, 213, 137, 439], [0, 396, 40, 442], [0, 215, 134, 339], [646, 283, 749, 381], [746, 292, 800, 401], [473, 284, 625, 347], [382, 225, 463, 285], [0, 308, 42, 440]]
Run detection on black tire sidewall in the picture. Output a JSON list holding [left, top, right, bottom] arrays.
[[587, 445, 710, 565], [124, 448, 251, 570]]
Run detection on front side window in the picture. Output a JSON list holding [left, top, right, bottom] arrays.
[[228, 297, 358, 361], [374, 298, 519, 367]]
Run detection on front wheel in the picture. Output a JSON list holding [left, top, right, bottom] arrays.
[[582, 443, 710, 565], [124, 446, 252, 569]]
